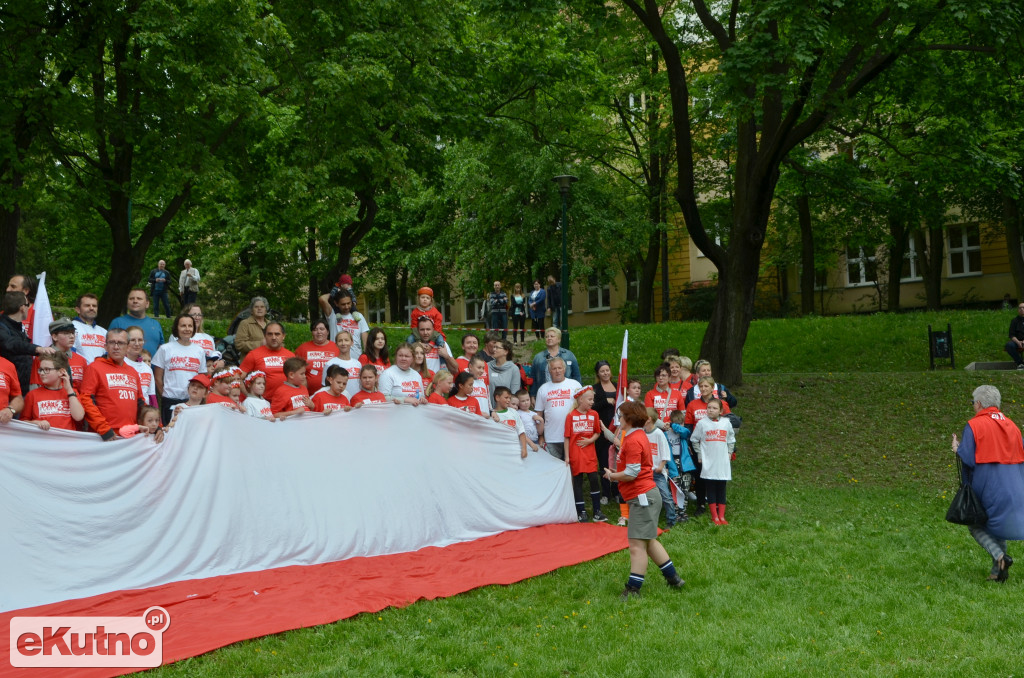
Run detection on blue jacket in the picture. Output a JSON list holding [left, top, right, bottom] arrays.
[[528, 289, 546, 321], [109, 314, 165, 357], [957, 422, 1024, 540], [530, 347, 582, 397]]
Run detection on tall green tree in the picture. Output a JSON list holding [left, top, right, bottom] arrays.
[[610, 0, 1020, 383]]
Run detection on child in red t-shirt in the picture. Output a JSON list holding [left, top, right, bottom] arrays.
[[447, 371, 483, 416], [271, 357, 314, 418], [350, 364, 387, 406], [426, 370, 453, 405], [409, 286, 446, 340], [313, 364, 357, 413], [20, 354, 84, 431], [207, 370, 245, 413], [564, 385, 605, 522]]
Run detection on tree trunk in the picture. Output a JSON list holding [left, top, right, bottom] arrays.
[[0, 199, 20, 288], [886, 215, 908, 312], [322, 190, 379, 293], [698, 225, 764, 386], [660, 228, 669, 320], [920, 222, 945, 311], [1003, 193, 1024, 301], [635, 229, 660, 323], [797, 192, 814, 315]]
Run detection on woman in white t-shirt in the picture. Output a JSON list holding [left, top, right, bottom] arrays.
[[378, 344, 428, 405], [320, 330, 362, 399], [152, 312, 207, 424]]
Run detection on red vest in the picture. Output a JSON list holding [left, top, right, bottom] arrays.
[[968, 407, 1024, 464]]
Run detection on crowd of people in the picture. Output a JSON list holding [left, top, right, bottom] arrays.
[[0, 273, 742, 535]]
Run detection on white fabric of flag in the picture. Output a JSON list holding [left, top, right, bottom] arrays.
[[30, 271, 54, 347], [0, 404, 576, 613]]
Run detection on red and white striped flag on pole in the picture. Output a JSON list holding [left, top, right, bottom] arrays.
[[613, 330, 628, 426]]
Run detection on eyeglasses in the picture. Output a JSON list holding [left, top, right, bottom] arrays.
[[107, 340, 128, 347], [37, 367, 54, 374], [190, 313, 204, 318]]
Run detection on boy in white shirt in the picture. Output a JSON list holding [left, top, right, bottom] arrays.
[[514, 388, 542, 453], [468, 354, 490, 416], [644, 407, 679, 528], [492, 386, 528, 459]]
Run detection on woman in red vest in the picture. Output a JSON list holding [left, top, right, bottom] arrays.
[[952, 384, 1024, 582]]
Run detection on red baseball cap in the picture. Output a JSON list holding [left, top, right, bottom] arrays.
[[189, 374, 211, 389]]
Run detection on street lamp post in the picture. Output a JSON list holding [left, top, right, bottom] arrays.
[[552, 174, 577, 350]]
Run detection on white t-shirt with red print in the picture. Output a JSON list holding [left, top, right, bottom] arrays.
[[535, 378, 582, 444], [151, 341, 206, 399]]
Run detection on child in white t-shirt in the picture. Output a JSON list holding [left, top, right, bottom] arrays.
[[514, 388, 542, 453], [243, 371, 274, 421], [468, 354, 490, 416], [644, 407, 679, 528], [690, 398, 735, 525], [492, 386, 528, 459]]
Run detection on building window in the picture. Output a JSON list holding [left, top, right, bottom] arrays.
[[696, 235, 722, 258], [947, 224, 981, 276], [846, 246, 877, 287], [626, 272, 640, 303], [366, 291, 387, 325], [464, 296, 485, 323], [900, 233, 925, 282], [587, 275, 611, 311]]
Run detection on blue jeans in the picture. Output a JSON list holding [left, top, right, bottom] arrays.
[[653, 473, 677, 526], [153, 288, 172, 317], [1005, 340, 1023, 366], [490, 311, 508, 337]]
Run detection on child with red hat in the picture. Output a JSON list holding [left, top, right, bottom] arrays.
[[410, 286, 446, 340]]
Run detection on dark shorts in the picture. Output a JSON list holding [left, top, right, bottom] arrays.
[[627, 488, 662, 540]]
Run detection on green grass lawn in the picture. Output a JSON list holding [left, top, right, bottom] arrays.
[[149, 367, 1024, 676]]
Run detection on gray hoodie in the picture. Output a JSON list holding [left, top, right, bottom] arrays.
[[487, 360, 522, 407]]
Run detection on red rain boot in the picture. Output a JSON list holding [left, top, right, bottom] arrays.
[[718, 503, 729, 525], [709, 503, 722, 525]]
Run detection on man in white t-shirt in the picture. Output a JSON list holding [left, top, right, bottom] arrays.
[[318, 293, 369, 355], [72, 293, 107, 363], [407, 316, 459, 374], [534, 357, 582, 462]]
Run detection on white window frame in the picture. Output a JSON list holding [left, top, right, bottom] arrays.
[[845, 246, 877, 288], [900, 234, 923, 282], [947, 224, 981, 277], [587, 275, 611, 311], [696, 235, 722, 259], [626, 272, 640, 303], [366, 292, 387, 325], [464, 296, 485, 323]]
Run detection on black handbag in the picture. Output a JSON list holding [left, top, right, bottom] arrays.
[[946, 457, 988, 527]]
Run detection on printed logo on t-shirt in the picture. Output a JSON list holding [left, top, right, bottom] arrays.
[[400, 379, 421, 396], [263, 356, 285, 368], [37, 399, 70, 417], [322, 402, 345, 412], [500, 417, 517, 429], [545, 387, 572, 408], [0, 372, 10, 391], [705, 429, 728, 442], [572, 419, 593, 433], [80, 332, 105, 348], [105, 373, 138, 389], [167, 355, 202, 372], [191, 337, 215, 352], [306, 351, 334, 362], [71, 365, 85, 383], [289, 394, 307, 409]]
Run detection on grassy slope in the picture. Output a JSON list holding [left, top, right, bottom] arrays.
[[146, 314, 1024, 676]]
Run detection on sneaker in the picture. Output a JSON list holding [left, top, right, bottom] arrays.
[[592, 510, 608, 523], [1017, 364, 1024, 370], [665, 574, 685, 589], [686, 491, 698, 501], [617, 516, 627, 527], [676, 512, 689, 523], [600, 496, 609, 506], [620, 586, 641, 600], [578, 511, 589, 523]]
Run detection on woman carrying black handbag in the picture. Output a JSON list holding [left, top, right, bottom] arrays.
[[950, 385, 1024, 582]]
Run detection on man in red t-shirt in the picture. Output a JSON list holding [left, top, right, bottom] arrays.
[[0, 355, 24, 423], [79, 329, 146, 440], [240, 322, 295, 400]]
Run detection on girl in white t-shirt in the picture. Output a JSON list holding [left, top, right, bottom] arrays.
[[379, 344, 428, 405], [690, 398, 735, 525], [243, 371, 274, 421]]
